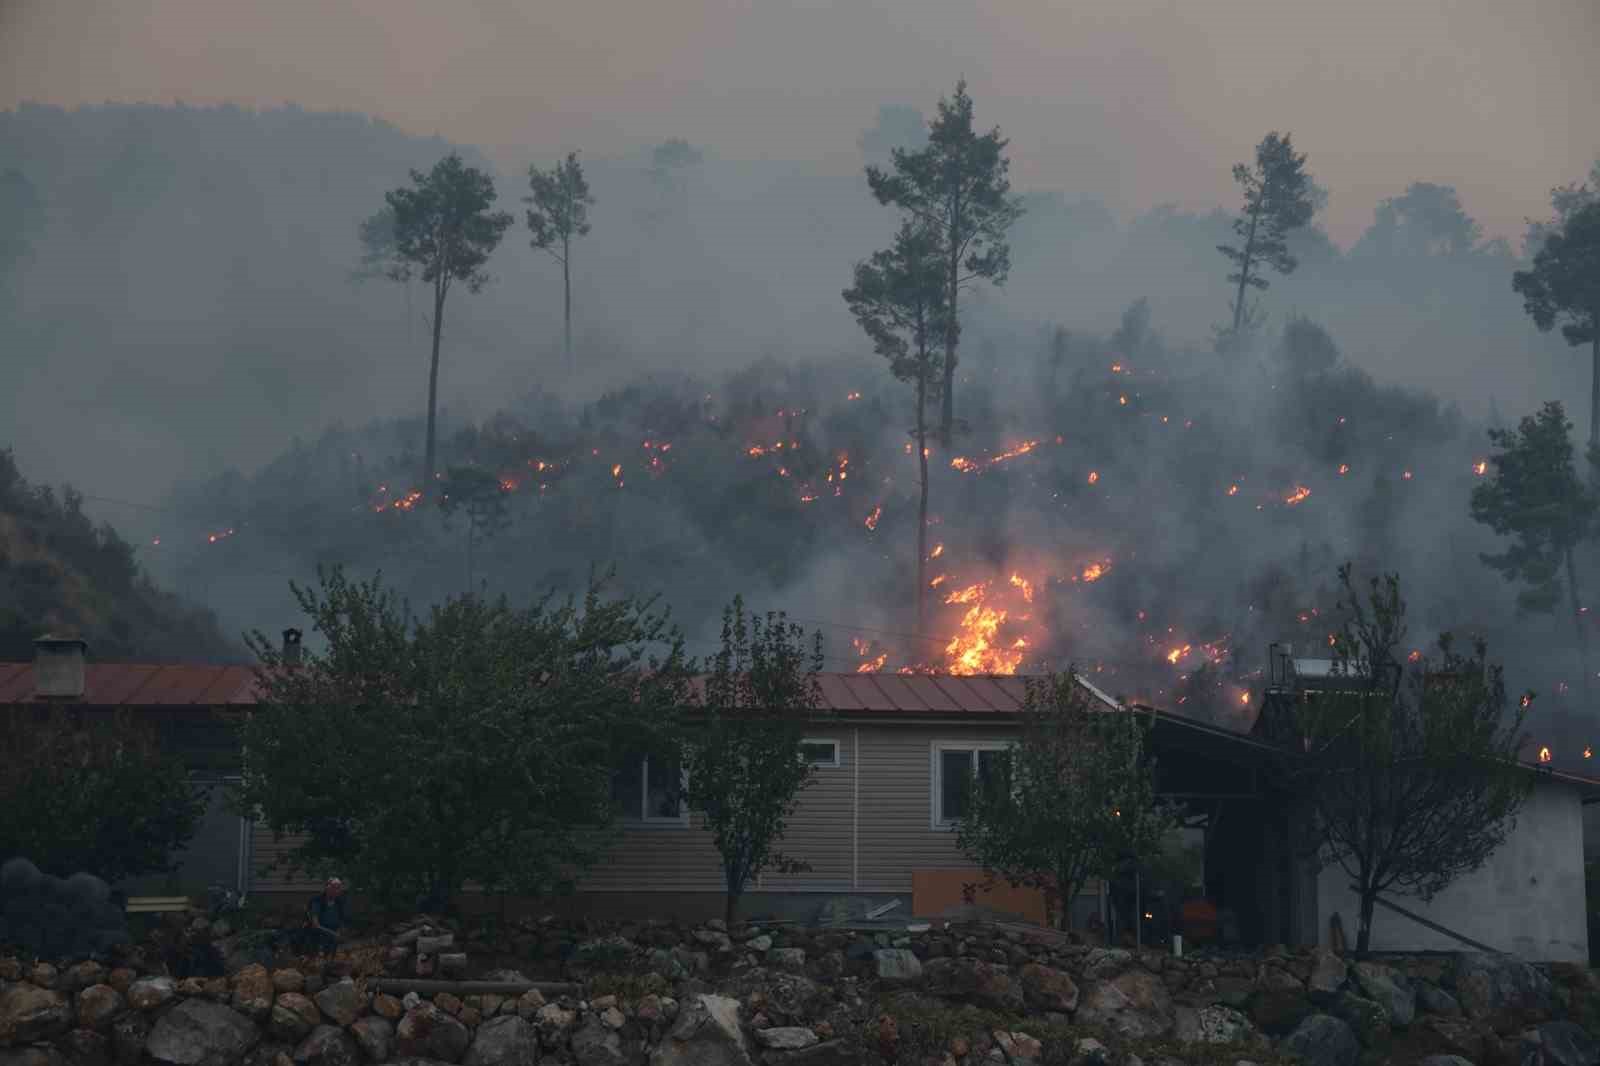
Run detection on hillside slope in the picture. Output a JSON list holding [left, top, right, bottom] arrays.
[[0, 449, 242, 662]]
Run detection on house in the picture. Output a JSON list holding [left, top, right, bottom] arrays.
[[0, 636, 258, 900], [4, 634, 1592, 960]]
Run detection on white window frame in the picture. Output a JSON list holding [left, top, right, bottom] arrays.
[[930, 740, 1014, 830], [800, 738, 841, 769], [618, 754, 690, 829]]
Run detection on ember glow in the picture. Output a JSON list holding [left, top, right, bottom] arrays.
[[1284, 486, 1311, 506], [929, 543, 944, 560], [1473, 460, 1488, 476], [1338, 464, 1350, 476], [949, 440, 1040, 474], [1539, 746, 1552, 764], [1087, 470, 1099, 484], [1227, 484, 1240, 496], [206, 528, 236, 544], [1080, 561, 1109, 583], [846, 391, 862, 401], [863, 505, 882, 530]]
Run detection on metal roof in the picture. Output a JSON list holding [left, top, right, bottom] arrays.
[[0, 662, 259, 707]]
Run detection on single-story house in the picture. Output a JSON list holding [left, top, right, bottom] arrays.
[[3, 635, 1593, 960]]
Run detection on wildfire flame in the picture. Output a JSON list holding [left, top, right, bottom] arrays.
[[929, 543, 944, 559], [1473, 460, 1488, 476], [1586, 747, 1593, 759], [1081, 561, 1109, 583], [1539, 746, 1552, 764], [847, 391, 862, 401], [206, 528, 236, 544], [864, 505, 882, 530], [1407, 649, 1422, 663], [1338, 464, 1350, 476], [1402, 470, 1413, 480], [1166, 644, 1192, 665], [949, 440, 1040, 474], [1227, 484, 1240, 496], [1009, 573, 1034, 602], [1087, 470, 1099, 484], [1284, 486, 1312, 506]]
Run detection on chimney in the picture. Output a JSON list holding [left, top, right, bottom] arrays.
[[282, 628, 303, 666], [33, 635, 88, 700]]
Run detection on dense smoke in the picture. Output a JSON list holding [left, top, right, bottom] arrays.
[[1, 103, 1597, 766]]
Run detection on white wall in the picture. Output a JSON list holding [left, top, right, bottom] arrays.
[[1316, 779, 1588, 962]]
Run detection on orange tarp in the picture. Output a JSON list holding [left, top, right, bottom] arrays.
[[912, 870, 1056, 925]]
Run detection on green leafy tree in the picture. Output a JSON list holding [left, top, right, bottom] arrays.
[[682, 598, 824, 924], [438, 466, 512, 592], [867, 81, 1023, 445], [1525, 158, 1598, 255], [236, 567, 689, 909], [1512, 203, 1600, 447], [1355, 182, 1483, 260], [954, 672, 1175, 931], [0, 709, 206, 882], [378, 154, 514, 494], [1290, 565, 1533, 955], [843, 220, 947, 631], [525, 152, 595, 371], [1470, 401, 1597, 682], [1216, 132, 1316, 340]]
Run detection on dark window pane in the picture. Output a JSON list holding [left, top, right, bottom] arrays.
[[613, 752, 644, 819], [941, 749, 974, 822], [801, 741, 837, 766], [647, 756, 680, 818], [977, 748, 1009, 802]]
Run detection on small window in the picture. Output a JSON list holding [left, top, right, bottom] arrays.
[[801, 739, 840, 768], [612, 752, 686, 824], [932, 742, 1011, 827]]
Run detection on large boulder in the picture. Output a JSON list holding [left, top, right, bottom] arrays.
[[463, 1017, 536, 1066], [1172, 1005, 1259, 1045], [109, 1012, 149, 1066], [1076, 972, 1173, 1040], [269, 995, 323, 1043], [1351, 960, 1415, 1027], [1331, 993, 1390, 1047], [76, 986, 125, 1031], [230, 967, 274, 1021], [1415, 981, 1462, 1016], [1279, 1013, 1359, 1066], [650, 995, 749, 1066], [871, 950, 921, 983], [292, 1027, 359, 1066], [61, 1026, 111, 1066], [348, 1017, 393, 1064], [1081, 949, 1133, 982], [313, 983, 362, 1029], [127, 979, 177, 1013], [1248, 989, 1313, 1036], [569, 1020, 624, 1066], [1018, 964, 1078, 1013], [1450, 953, 1554, 1027], [922, 958, 1024, 1012], [395, 1004, 471, 1064], [1, 984, 73, 1043], [1523, 1020, 1600, 1066], [145, 1000, 261, 1066], [1306, 950, 1348, 1003]]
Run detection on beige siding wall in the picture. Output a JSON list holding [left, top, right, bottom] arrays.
[[858, 725, 1015, 892]]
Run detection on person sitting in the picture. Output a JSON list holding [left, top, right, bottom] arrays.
[[301, 877, 346, 956]]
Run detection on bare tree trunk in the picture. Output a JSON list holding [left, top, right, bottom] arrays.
[[1231, 204, 1262, 336], [1591, 334, 1599, 451], [563, 234, 573, 374], [1356, 890, 1376, 956], [423, 280, 446, 494], [916, 370, 929, 635], [1566, 545, 1590, 702], [466, 522, 474, 594], [942, 198, 961, 446]]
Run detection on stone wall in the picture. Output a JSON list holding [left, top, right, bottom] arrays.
[[7, 911, 1600, 1066]]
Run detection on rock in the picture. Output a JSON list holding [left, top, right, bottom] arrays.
[[109, 1012, 149, 1065], [76, 986, 124, 1031], [457, 1009, 481, 1029], [434, 994, 463, 1018], [1, 984, 73, 1043], [0, 1049, 66, 1066], [1416, 1058, 1475, 1066], [371, 997, 403, 1023], [479, 997, 504, 1019], [415, 936, 455, 955], [1248, 990, 1312, 1036], [570, 1019, 624, 1066], [754, 1028, 818, 1050], [313, 982, 362, 1028], [765, 948, 805, 972], [1071, 1037, 1111, 1065], [763, 1039, 862, 1066], [531, 1004, 575, 1049], [61, 1026, 111, 1066], [271, 995, 325, 1043], [1418, 1015, 1488, 1061], [438, 956, 468, 977], [1018, 964, 1078, 1013], [692, 930, 732, 952], [395, 1003, 471, 1064], [513, 992, 545, 1021], [1351, 960, 1415, 1027], [1081, 950, 1134, 982], [1331, 992, 1390, 1047], [1280, 1013, 1359, 1066], [292, 1027, 359, 1066], [1526, 1020, 1600, 1066], [1451, 953, 1554, 1023], [348, 1018, 392, 1064], [31, 965, 59, 989], [63, 964, 107, 994], [1415, 981, 1462, 1016], [145, 999, 261, 1066], [923, 958, 1024, 1012], [106, 972, 135, 997], [1172, 1005, 1258, 1044], [1109, 969, 1170, 1014], [463, 1016, 536, 1066], [1255, 965, 1303, 992], [1211, 976, 1254, 1008], [230, 966, 275, 1020], [272, 973, 305, 995], [1307, 950, 1347, 1003], [650, 994, 750, 1066], [872, 949, 922, 983], [127, 978, 178, 1012], [203, 981, 231, 1004]]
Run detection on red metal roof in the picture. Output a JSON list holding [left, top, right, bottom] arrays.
[[0, 662, 258, 707]]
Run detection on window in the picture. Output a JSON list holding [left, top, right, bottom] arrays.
[[931, 742, 1012, 827], [800, 739, 841, 768], [612, 752, 687, 825]]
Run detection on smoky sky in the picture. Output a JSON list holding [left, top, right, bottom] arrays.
[[3, 0, 1595, 248]]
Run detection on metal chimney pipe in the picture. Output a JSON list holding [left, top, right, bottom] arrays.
[[282, 628, 303, 666], [33, 635, 88, 699]]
